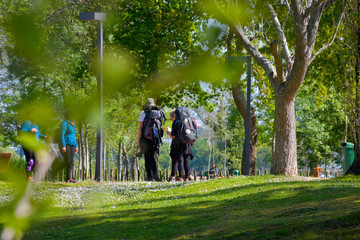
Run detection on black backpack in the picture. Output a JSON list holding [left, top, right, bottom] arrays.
[[142, 108, 164, 141], [174, 107, 197, 144]]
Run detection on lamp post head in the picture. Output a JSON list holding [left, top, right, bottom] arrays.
[[80, 12, 106, 21]]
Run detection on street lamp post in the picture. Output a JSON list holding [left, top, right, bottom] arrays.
[[228, 56, 252, 176], [80, 12, 106, 181]]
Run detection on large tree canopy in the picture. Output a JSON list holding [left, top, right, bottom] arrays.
[[200, 0, 345, 175]]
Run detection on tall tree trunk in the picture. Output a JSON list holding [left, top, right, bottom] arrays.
[[346, 1, 360, 174], [354, 14, 360, 174], [208, 141, 211, 172], [349, 108, 360, 174], [123, 144, 129, 180], [338, 36, 349, 143], [271, 122, 276, 171], [208, 120, 212, 172], [211, 121, 215, 166], [118, 141, 123, 180], [224, 130, 227, 175], [85, 123, 89, 179], [81, 123, 85, 180], [232, 85, 257, 175], [78, 126, 82, 180], [89, 148, 92, 180], [108, 147, 111, 178], [130, 156, 138, 180], [271, 97, 298, 175], [79, 123, 84, 180], [103, 142, 106, 180]]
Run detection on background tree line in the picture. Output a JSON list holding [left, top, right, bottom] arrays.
[[0, 0, 359, 178]]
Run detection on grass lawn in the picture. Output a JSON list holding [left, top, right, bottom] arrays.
[[0, 175, 359, 239]]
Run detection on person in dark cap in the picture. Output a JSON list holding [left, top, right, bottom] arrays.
[[137, 98, 166, 181]]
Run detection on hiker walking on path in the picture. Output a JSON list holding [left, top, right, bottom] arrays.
[[167, 110, 179, 181], [138, 98, 166, 181], [168, 107, 197, 181], [19, 120, 47, 179], [59, 111, 78, 183]]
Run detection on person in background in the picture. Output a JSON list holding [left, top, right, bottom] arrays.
[[20, 120, 47, 179], [313, 165, 321, 178], [209, 163, 219, 178], [137, 98, 166, 181], [169, 110, 194, 182], [59, 111, 78, 183], [167, 111, 178, 181]]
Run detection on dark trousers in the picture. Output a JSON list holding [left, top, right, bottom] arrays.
[[23, 147, 37, 176], [140, 138, 159, 181], [170, 143, 191, 178], [60, 145, 76, 181], [171, 154, 183, 177]]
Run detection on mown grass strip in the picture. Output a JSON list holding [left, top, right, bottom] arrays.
[[0, 175, 359, 239]]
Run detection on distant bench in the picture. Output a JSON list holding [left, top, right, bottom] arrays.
[[0, 153, 12, 172]]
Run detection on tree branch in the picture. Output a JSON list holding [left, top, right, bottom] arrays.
[[42, 0, 88, 25], [226, 27, 235, 54], [268, 4, 292, 70], [260, 18, 271, 47], [291, 0, 307, 52], [233, 23, 277, 90], [284, 0, 293, 18], [204, 0, 279, 90], [291, 0, 305, 20], [232, 83, 247, 120], [270, 40, 285, 84], [323, 0, 337, 11], [282, 6, 290, 30], [309, 4, 345, 64], [260, 34, 271, 47], [305, 0, 326, 18]]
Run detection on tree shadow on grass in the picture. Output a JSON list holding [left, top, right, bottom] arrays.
[[105, 178, 357, 210], [22, 179, 360, 239]]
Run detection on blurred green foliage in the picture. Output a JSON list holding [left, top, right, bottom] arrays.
[[8, 155, 25, 172]]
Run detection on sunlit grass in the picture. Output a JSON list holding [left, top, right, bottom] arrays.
[[0, 175, 359, 239]]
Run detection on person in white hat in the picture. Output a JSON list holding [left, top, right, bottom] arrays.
[[137, 98, 166, 181]]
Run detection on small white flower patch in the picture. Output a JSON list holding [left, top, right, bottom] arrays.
[[0, 189, 15, 207]]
